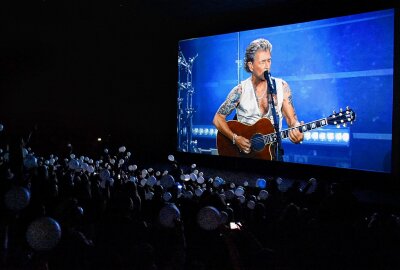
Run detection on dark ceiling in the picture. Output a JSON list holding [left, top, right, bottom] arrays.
[[0, 0, 397, 157]]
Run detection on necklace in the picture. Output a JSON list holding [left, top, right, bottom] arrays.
[[256, 90, 266, 101]]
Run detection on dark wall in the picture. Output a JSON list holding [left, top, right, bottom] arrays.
[[0, 1, 179, 160]]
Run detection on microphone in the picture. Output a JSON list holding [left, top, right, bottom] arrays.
[[263, 70, 276, 94]]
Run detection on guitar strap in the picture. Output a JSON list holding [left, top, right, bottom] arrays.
[[269, 79, 284, 161]]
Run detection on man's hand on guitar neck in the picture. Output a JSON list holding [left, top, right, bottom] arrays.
[[288, 121, 304, 144]]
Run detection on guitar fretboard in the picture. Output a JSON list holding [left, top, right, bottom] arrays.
[[261, 118, 328, 144]]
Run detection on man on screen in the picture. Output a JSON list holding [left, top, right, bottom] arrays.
[[212, 38, 303, 161]]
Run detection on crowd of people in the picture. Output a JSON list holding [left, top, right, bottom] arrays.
[[0, 123, 400, 270]]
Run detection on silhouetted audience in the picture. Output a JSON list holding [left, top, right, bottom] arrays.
[[0, 123, 399, 270]]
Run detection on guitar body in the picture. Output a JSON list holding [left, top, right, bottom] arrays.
[[216, 118, 276, 160], [215, 107, 356, 161]]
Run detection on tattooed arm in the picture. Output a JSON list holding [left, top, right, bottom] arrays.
[[213, 85, 251, 153], [281, 80, 304, 144]]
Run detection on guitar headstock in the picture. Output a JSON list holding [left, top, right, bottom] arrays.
[[327, 106, 356, 127]]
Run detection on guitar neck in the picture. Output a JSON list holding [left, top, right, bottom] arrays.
[[265, 118, 329, 143]]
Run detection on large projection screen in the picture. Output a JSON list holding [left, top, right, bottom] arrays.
[[177, 8, 394, 174]]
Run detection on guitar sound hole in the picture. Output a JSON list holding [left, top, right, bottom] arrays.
[[251, 133, 265, 152]]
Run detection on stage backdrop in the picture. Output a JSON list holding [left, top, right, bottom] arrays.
[[177, 8, 394, 173]]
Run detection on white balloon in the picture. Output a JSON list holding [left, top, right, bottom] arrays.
[[194, 188, 203, 197], [4, 186, 31, 211], [220, 211, 229, 224], [247, 200, 256, 209], [224, 190, 235, 200], [87, 165, 95, 174], [159, 203, 180, 228], [276, 177, 283, 185], [196, 176, 205, 184], [235, 187, 245, 196], [185, 191, 193, 199], [258, 190, 269, 200], [213, 177, 224, 188], [26, 217, 61, 251], [160, 174, 175, 189], [256, 178, 267, 189], [167, 155, 175, 162], [163, 192, 172, 202], [22, 148, 28, 158], [140, 178, 147, 186], [99, 169, 110, 181], [68, 159, 80, 170], [147, 176, 157, 187], [145, 191, 154, 200], [190, 173, 197, 181], [81, 163, 89, 172], [24, 154, 38, 169], [197, 206, 221, 231], [238, 195, 246, 204]]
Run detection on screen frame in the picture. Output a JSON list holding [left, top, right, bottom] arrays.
[[174, 2, 400, 187]]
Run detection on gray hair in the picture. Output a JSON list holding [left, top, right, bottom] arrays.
[[244, 38, 273, 73]]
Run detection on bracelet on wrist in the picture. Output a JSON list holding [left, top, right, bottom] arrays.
[[232, 133, 238, 145]]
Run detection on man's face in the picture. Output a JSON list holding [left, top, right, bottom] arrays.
[[249, 50, 271, 80]]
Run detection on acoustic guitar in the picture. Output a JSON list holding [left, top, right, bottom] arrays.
[[216, 107, 356, 160]]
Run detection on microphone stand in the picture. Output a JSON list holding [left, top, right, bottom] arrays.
[[267, 79, 284, 161]]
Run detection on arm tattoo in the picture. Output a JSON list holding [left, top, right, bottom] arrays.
[[283, 82, 293, 106], [217, 85, 242, 116], [283, 82, 299, 125]]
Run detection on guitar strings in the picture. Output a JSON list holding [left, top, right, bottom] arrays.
[[248, 118, 329, 145], [243, 111, 353, 146]]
